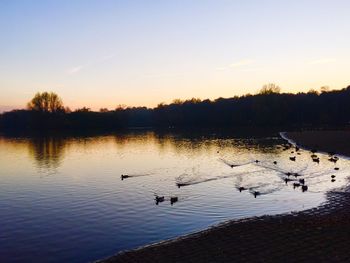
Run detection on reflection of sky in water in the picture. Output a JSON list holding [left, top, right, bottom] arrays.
[[0, 131, 349, 263]]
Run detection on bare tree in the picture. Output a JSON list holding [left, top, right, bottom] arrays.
[[320, 86, 330, 93], [259, 83, 281, 95], [172, 99, 183, 105], [100, 108, 109, 112], [27, 92, 64, 113], [115, 104, 127, 110], [75, 107, 91, 112]]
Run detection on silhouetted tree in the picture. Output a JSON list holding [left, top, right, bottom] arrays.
[[259, 83, 281, 95], [27, 92, 64, 113], [75, 107, 91, 112], [2, 86, 350, 131], [100, 108, 109, 112], [116, 104, 127, 110], [307, 89, 319, 95], [320, 86, 330, 93], [172, 99, 183, 105]]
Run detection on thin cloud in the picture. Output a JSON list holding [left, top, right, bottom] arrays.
[[67, 54, 116, 75], [309, 58, 336, 65], [216, 59, 257, 72], [67, 65, 85, 75], [229, 59, 255, 68]]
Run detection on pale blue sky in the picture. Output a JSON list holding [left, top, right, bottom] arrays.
[[1, 0, 350, 111]]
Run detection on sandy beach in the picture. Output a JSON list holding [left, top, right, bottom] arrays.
[[100, 130, 350, 263]]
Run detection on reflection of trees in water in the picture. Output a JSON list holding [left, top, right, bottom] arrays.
[[153, 133, 281, 155], [110, 130, 281, 155], [27, 137, 66, 170], [21, 130, 281, 172], [113, 131, 155, 149], [14, 130, 348, 197]]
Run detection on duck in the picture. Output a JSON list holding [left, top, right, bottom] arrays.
[[121, 174, 130, 180], [293, 173, 300, 178], [289, 156, 296, 161], [331, 179, 336, 183], [312, 158, 320, 164], [176, 183, 186, 188], [170, 197, 178, 205], [299, 179, 305, 185], [255, 160, 260, 163], [328, 157, 338, 163], [238, 187, 246, 192], [334, 167, 339, 171], [155, 196, 165, 204], [284, 178, 291, 184], [301, 185, 308, 192], [331, 175, 336, 179], [273, 161, 277, 165]]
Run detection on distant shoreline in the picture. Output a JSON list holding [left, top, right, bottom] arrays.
[[99, 130, 350, 263], [2, 86, 350, 132]]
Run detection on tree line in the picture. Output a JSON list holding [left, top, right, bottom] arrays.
[[1, 85, 350, 131]]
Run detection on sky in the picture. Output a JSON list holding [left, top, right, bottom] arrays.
[[1, 0, 350, 111]]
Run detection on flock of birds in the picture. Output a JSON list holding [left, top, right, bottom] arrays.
[[238, 142, 340, 198], [120, 140, 342, 205], [248, 142, 341, 198], [282, 142, 340, 173]]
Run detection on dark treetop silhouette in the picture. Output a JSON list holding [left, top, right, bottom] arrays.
[[27, 92, 65, 113], [1, 84, 350, 131]]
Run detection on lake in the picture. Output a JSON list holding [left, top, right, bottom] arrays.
[[1, 130, 349, 262]]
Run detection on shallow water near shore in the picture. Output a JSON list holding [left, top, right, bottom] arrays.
[[0, 130, 349, 263]]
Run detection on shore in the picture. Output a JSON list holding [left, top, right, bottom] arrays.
[[100, 130, 350, 263], [287, 130, 350, 157]]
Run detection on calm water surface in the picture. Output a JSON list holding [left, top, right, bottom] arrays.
[[0, 130, 349, 262]]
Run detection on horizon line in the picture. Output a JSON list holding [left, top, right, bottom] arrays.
[[1, 85, 348, 114]]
